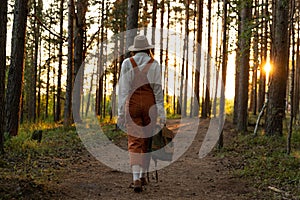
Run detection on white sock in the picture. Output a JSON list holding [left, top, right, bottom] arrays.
[[139, 168, 146, 178], [132, 165, 140, 181]]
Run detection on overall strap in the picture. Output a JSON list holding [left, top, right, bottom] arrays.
[[129, 57, 138, 68], [142, 58, 154, 73], [129, 57, 154, 73]]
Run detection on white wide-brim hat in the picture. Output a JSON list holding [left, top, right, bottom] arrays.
[[128, 35, 155, 51]]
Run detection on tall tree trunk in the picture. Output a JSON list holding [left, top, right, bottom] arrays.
[[37, 0, 43, 120], [237, 0, 252, 133], [103, 28, 109, 118], [177, 11, 184, 115], [190, 1, 197, 118], [258, 0, 268, 112], [118, 0, 126, 78], [111, 39, 118, 120], [182, 0, 190, 117], [250, 0, 259, 115], [55, 0, 64, 122], [151, 0, 157, 51], [265, 0, 289, 136], [28, 0, 42, 122], [164, 1, 170, 114], [0, 0, 7, 152], [85, 68, 95, 117], [159, 0, 164, 67], [45, 29, 51, 119], [287, 0, 296, 155], [142, 0, 148, 34], [179, 36, 185, 115], [96, 0, 105, 117], [126, 0, 139, 58], [218, 0, 228, 148], [202, 0, 212, 119], [173, 9, 178, 115], [294, 15, 300, 120], [213, 0, 221, 118], [73, 0, 87, 123], [37, 38, 42, 119], [233, 13, 241, 124], [193, 0, 203, 117], [5, 0, 29, 136], [52, 61, 56, 119], [64, 0, 75, 126]]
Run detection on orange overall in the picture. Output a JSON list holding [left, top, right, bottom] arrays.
[[125, 57, 157, 168]]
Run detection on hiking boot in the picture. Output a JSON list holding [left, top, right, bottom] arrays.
[[140, 177, 147, 186], [133, 179, 142, 193]]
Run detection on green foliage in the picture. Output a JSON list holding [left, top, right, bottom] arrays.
[[222, 130, 300, 198], [0, 122, 84, 199], [102, 124, 126, 142], [167, 113, 181, 119], [225, 99, 234, 115]]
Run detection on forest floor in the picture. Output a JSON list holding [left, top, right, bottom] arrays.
[[0, 118, 299, 199]]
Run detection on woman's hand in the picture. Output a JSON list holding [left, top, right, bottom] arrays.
[[157, 116, 166, 128], [117, 115, 125, 129]]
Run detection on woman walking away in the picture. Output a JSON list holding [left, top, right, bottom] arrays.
[[118, 35, 165, 192]]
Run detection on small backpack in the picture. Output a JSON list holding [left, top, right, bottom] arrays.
[[151, 124, 174, 162], [148, 124, 175, 182]]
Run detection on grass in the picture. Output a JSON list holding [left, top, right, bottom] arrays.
[[1, 117, 300, 199], [221, 124, 300, 199], [102, 124, 127, 141], [0, 122, 84, 199]]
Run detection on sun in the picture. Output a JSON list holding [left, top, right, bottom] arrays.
[[264, 61, 272, 84], [264, 61, 272, 74]]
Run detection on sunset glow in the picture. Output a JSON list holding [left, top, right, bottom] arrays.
[[264, 61, 272, 84]]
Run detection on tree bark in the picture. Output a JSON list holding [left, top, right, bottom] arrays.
[[165, 1, 170, 114], [233, 12, 241, 125], [205, 0, 212, 118], [237, 0, 252, 133], [159, 0, 164, 67], [28, 0, 41, 122], [287, 0, 296, 155], [73, 0, 87, 123], [55, 0, 64, 122], [126, 0, 139, 57], [218, 0, 228, 148], [5, 0, 29, 136], [45, 28, 51, 119], [258, 0, 268, 113], [265, 0, 289, 136], [250, 0, 259, 115], [294, 15, 300, 120], [193, 0, 203, 117], [151, 0, 157, 50], [64, 0, 75, 126], [0, 0, 7, 152], [182, 0, 190, 117], [213, 0, 221, 118], [96, 0, 105, 117]]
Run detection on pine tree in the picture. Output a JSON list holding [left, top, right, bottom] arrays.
[[0, 0, 7, 152], [5, 0, 29, 136]]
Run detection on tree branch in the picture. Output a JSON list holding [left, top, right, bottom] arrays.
[[30, 14, 67, 41], [84, 26, 101, 52]]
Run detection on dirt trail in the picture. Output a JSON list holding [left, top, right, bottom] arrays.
[[48, 119, 259, 200]]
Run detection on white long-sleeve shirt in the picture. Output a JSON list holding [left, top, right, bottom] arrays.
[[118, 52, 165, 120]]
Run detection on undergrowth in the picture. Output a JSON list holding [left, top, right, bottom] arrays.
[[0, 123, 83, 199], [222, 125, 300, 199], [0, 121, 124, 199]]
